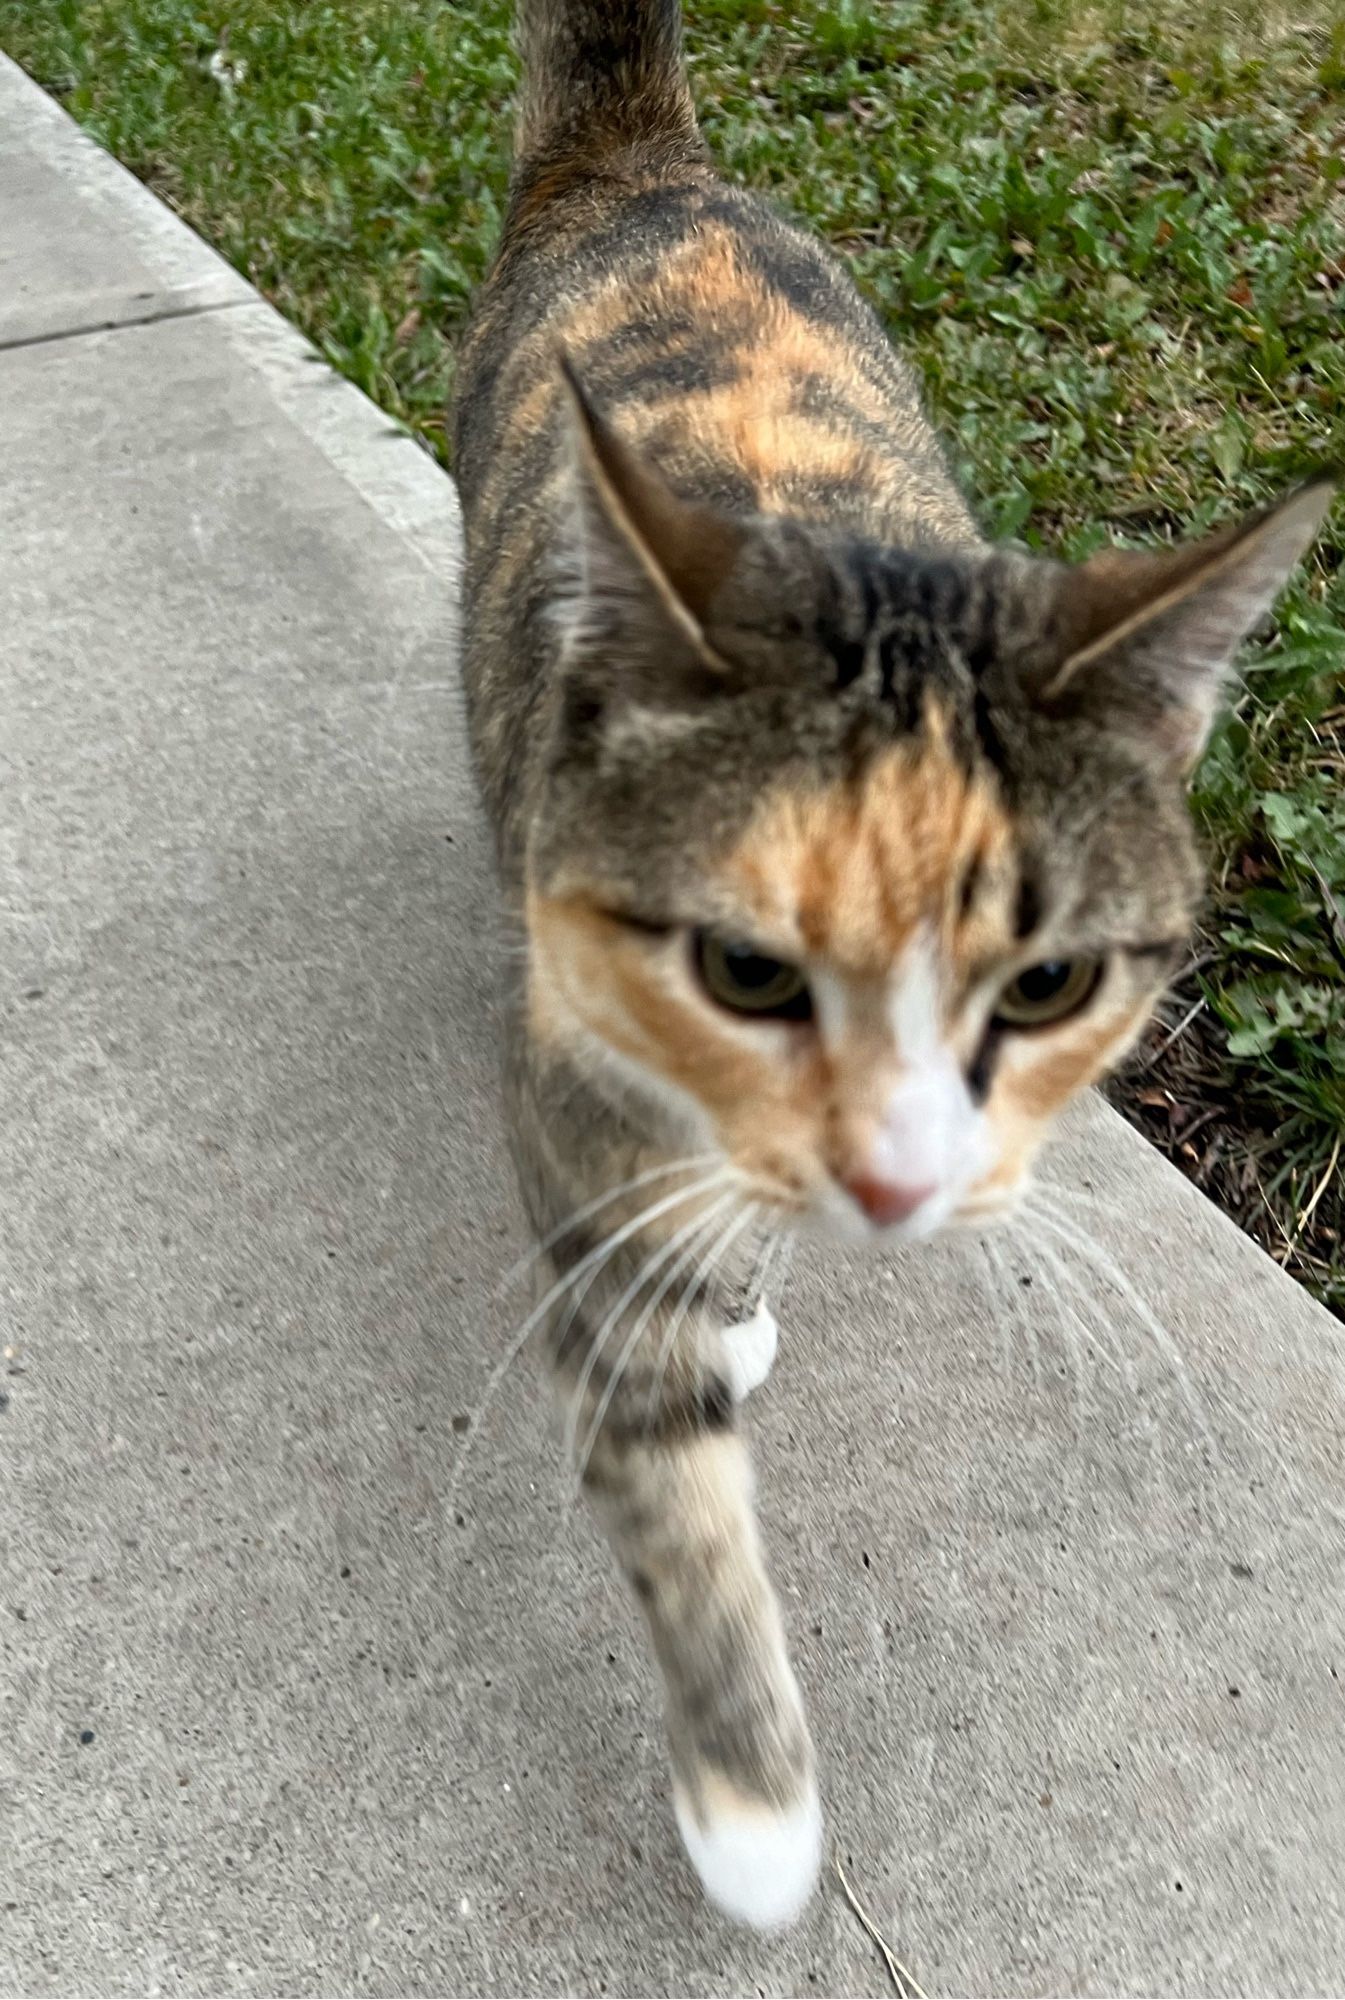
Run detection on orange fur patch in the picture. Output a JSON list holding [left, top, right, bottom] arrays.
[[527, 888, 826, 1201], [512, 226, 898, 503], [630, 232, 892, 501], [1008, 999, 1151, 1122], [724, 713, 1016, 975], [972, 995, 1155, 1207]]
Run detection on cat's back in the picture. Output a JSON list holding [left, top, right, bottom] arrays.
[[455, 168, 973, 552]]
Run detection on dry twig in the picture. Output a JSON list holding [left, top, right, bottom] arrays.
[[833, 1848, 928, 2000]]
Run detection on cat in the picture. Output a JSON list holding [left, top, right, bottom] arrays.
[[450, 0, 1331, 1931]]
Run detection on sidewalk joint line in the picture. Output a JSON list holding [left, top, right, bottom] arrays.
[[0, 293, 252, 355]]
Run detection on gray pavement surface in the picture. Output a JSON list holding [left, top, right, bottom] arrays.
[[2, 54, 1343, 1999]]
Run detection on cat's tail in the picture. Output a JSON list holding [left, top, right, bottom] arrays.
[[513, 0, 705, 177]]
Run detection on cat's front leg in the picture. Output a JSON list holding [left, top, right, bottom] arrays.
[[579, 1370, 820, 1929]]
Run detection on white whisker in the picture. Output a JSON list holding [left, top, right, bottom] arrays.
[[1022, 1224, 1141, 1396], [545, 1166, 735, 1372], [629, 1201, 755, 1446], [495, 1150, 721, 1296], [576, 1200, 759, 1488], [561, 1189, 738, 1468], [446, 1167, 732, 1527], [544, 1166, 737, 1366], [1036, 1180, 1126, 1228], [640, 1202, 762, 1452], [442, 1309, 549, 1536], [1015, 1227, 1124, 1421], [982, 1234, 1042, 1390], [744, 1224, 789, 1309], [1021, 1197, 1216, 1450], [978, 1238, 1016, 1381]]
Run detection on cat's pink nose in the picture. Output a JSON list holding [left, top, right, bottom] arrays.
[[844, 1173, 936, 1227]]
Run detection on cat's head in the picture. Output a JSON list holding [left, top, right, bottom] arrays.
[[526, 369, 1332, 1242]]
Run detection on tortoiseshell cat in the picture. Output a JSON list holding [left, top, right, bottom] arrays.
[[452, 0, 1331, 1929]]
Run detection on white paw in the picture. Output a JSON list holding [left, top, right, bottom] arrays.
[[721, 1298, 778, 1403], [674, 1779, 822, 1930]]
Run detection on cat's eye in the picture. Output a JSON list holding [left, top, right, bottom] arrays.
[[995, 957, 1103, 1029], [693, 932, 813, 1022]]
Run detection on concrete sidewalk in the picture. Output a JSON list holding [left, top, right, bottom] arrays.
[[2, 54, 1342, 1998]]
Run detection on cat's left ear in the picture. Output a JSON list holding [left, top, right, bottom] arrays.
[[1036, 477, 1335, 767], [555, 355, 745, 673]]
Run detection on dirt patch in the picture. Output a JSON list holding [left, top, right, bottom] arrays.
[[1106, 965, 1344, 1325]]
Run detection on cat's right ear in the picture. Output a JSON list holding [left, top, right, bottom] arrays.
[[554, 355, 745, 677]]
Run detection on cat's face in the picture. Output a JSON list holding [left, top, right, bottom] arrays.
[[525, 378, 1330, 1244], [528, 690, 1192, 1242]]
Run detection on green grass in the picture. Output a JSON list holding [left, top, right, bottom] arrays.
[[3, 0, 1342, 1308]]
